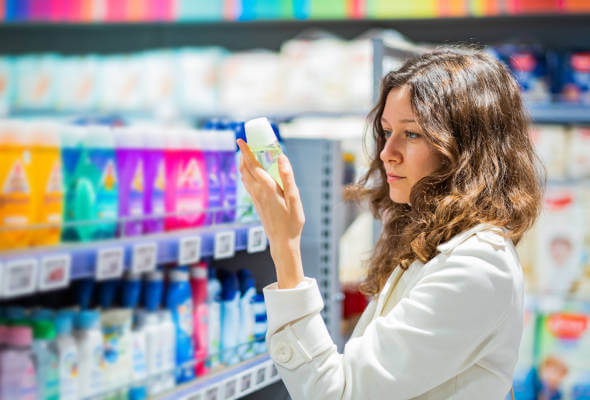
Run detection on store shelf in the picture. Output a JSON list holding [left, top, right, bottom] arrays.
[[0, 221, 267, 298], [156, 353, 280, 400], [0, 15, 589, 54], [527, 102, 590, 124]]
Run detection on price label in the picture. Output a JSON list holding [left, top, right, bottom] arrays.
[[214, 231, 235, 260], [240, 372, 252, 393], [187, 393, 203, 400], [3, 258, 38, 298], [247, 226, 267, 253], [269, 363, 279, 378], [255, 367, 266, 386], [39, 254, 71, 291], [132, 242, 157, 274], [179, 236, 201, 265], [96, 247, 124, 280], [205, 386, 220, 400], [223, 379, 237, 400]]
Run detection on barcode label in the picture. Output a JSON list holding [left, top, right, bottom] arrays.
[[247, 226, 267, 253], [39, 254, 71, 291], [96, 247, 124, 280], [132, 242, 157, 274], [179, 236, 202, 265], [214, 231, 235, 260]]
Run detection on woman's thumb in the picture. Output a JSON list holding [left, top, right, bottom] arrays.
[[278, 154, 299, 206]]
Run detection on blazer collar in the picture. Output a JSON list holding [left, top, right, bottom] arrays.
[[436, 223, 503, 255]]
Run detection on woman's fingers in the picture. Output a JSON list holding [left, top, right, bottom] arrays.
[[278, 155, 300, 209]]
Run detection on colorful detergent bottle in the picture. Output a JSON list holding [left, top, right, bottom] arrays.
[[143, 126, 166, 234], [115, 126, 144, 237], [0, 121, 34, 250], [202, 131, 221, 225], [218, 130, 237, 223], [165, 268, 195, 383], [0, 326, 37, 400], [29, 121, 63, 246], [164, 129, 208, 231], [190, 263, 209, 376], [61, 125, 118, 241]]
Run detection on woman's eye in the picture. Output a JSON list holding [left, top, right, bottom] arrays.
[[383, 130, 392, 139], [405, 130, 421, 139]]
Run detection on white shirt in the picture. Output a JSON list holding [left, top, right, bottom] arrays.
[[263, 223, 524, 399]]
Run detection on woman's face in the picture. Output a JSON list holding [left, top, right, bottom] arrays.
[[380, 86, 443, 204]]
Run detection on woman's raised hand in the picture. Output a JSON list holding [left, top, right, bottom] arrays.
[[237, 139, 305, 288]]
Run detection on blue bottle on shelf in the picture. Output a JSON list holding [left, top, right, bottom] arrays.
[[237, 269, 256, 361], [220, 270, 240, 366]]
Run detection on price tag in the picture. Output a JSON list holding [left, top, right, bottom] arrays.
[[205, 386, 220, 400], [39, 254, 71, 291], [179, 236, 201, 265], [269, 363, 279, 378], [247, 226, 267, 253], [187, 393, 203, 400], [223, 378, 237, 400], [3, 258, 38, 298], [96, 247, 124, 280], [132, 242, 157, 274], [240, 372, 253, 393], [255, 366, 266, 386], [214, 231, 235, 260]]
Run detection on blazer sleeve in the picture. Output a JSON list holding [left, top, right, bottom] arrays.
[[262, 247, 515, 400]]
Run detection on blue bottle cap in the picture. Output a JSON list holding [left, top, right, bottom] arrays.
[[221, 272, 239, 301], [99, 279, 119, 309], [4, 307, 27, 321], [76, 310, 100, 330], [31, 309, 54, 321], [55, 314, 73, 336], [76, 278, 95, 310], [128, 386, 147, 400]]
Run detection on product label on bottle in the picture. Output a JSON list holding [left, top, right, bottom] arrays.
[[1, 156, 32, 229], [153, 159, 166, 214], [42, 159, 64, 228], [59, 350, 79, 400], [176, 156, 207, 225], [205, 153, 221, 225], [90, 345, 105, 392]]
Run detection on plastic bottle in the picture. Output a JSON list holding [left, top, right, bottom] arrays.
[[101, 309, 133, 398], [55, 314, 79, 400], [244, 117, 283, 189], [121, 272, 147, 395], [142, 270, 164, 311], [61, 124, 118, 241], [207, 265, 222, 368], [4, 306, 28, 322], [143, 126, 166, 234], [237, 269, 256, 361], [232, 122, 257, 223], [190, 263, 209, 376], [252, 293, 268, 355], [0, 326, 37, 400], [136, 311, 161, 396], [218, 130, 238, 223], [164, 129, 208, 230], [75, 278, 95, 310], [165, 268, 195, 383], [74, 310, 104, 399], [30, 320, 59, 400], [115, 126, 144, 237], [220, 270, 240, 366], [202, 131, 222, 225], [29, 120, 63, 246], [158, 310, 177, 392], [0, 121, 34, 250]]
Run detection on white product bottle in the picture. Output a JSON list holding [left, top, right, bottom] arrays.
[[207, 266, 222, 368], [74, 310, 105, 399], [130, 312, 148, 392], [137, 310, 163, 396], [158, 310, 177, 392], [244, 117, 283, 189], [55, 314, 79, 400]]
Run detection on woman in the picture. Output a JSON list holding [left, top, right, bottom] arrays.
[[237, 48, 544, 400]]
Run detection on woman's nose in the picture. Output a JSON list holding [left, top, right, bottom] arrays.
[[380, 136, 402, 164]]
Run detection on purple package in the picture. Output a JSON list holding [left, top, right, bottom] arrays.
[[115, 127, 144, 237], [217, 130, 237, 223], [143, 127, 166, 234], [202, 131, 222, 225], [559, 51, 590, 104]]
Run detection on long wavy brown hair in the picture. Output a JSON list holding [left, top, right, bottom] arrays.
[[347, 48, 545, 297]]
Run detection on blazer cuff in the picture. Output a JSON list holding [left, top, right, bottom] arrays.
[[263, 277, 324, 335]]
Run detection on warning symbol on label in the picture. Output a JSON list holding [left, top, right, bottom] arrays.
[[46, 161, 63, 194], [132, 160, 144, 193], [178, 159, 203, 188], [3, 159, 30, 194], [101, 160, 117, 190]]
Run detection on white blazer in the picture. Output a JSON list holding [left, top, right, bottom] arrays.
[[263, 223, 524, 399]]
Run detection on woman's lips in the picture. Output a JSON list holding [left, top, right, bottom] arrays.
[[387, 174, 405, 182]]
